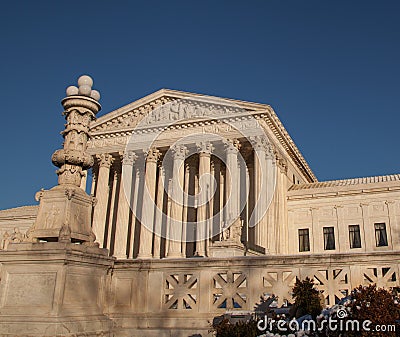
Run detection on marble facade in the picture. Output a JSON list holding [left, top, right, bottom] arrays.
[[0, 82, 399, 336]]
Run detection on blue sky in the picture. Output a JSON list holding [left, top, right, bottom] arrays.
[[0, 1, 399, 209]]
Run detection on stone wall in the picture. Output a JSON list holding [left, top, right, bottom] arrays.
[[0, 206, 37, 250], [288, 176, 400, 254], [107, 251, 400, 337]]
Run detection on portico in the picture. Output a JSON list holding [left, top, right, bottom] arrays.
[[83, 89, 312, 258]]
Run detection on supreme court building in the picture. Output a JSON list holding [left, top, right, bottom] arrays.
[[0, 85, 399, 337]]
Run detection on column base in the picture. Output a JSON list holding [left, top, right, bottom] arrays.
[[137, 253, 153, 259], [166, 252, 184, 259], [114, 254, 128, 260]]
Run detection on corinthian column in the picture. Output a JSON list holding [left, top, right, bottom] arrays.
[[114, 151, 137, 259], [92, 153, 114, 247], [250, 136, 268, 248], [153, 163, 165, 259], [137, 148, 160, 259], [166, 144, 187, 258], [195, 141, 213, 257], [223, 139, 241, 225]]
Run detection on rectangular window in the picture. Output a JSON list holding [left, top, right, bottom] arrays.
[[298, 229, 310, 252], [349, 225, 361, 249], [375, 223, 388, 247], [323, 227, 335, 250]]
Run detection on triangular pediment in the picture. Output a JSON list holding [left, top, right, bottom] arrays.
[[88, 88, 317, 183], [90, 89, 268, 135]]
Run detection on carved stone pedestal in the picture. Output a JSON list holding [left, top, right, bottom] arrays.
[[208, 240, 248, 257], [0, 242, 114, 337], [209, 219, 266, 257], [30, 185, 96, 243]]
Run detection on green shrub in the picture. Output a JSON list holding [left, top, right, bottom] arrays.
[[211, 318, 259, 337], [290, 277, 322, 319]]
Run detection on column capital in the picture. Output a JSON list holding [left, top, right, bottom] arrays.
[[171, 144, 187, 161], [96, 153, 114, 168], [250, 135, 275, 159], [278, 158, 287, 173], [196, 141, 214, 156], [275, 152, 287, 173], [223, 138, 241, 154], [250, 135, 268, 151], [145, 147, 160, 163], [120, 150, 138, 166]]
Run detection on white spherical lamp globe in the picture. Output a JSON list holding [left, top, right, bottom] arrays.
[[90, 90, 101, 101], [78, 84, 92, 96], [77, 75, 93, 88], [66, 86, 79, 96]]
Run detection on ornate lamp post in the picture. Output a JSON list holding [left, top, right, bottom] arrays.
[[28, 75, 101, 244]]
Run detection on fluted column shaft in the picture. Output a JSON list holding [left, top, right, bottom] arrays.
[[128, 163, 142, 258], [107, 169, 119, 250], [153, 164, 165, 258], [224, 139, 240, 224], [167, 145, 187, 258], [195, 142, 213, 256], [181, 163, 190, 257], [138, 148, 160, 259], [272, 156, 286, 254], [92, 153, 114, 247], [251, 136, 268, 247], [114, 151, 137, 259]]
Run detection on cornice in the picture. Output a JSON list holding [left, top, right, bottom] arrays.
[[0, 205, 39, 220], [290, 174, 400, 192], [114, 250, 400, 270], [288, 185, 400, 201]]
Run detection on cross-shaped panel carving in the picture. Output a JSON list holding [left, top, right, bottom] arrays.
[[213, 271, 247, 310], [363, 266, 398, 288], [164, 273, 198, 310], [263, 270, 298, 306], [309, 268, 351, 306]]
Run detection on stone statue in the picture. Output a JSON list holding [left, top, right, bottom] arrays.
[[221, 225, 230, 241], [1, 231, 10, 250], [10, 227, 24, 243], [221, 219, 242, 244], [231, 219, 243, 243], [58, 223, 71, 243]]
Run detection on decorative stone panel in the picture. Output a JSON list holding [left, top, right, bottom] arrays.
[[309, 268, 351, 306], [213, 271, 247, 310], [362, 266, 398, 288], [164, 273, 198, 310], [263, 270, 298, 305]]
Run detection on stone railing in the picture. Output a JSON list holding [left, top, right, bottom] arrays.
[[107, 251, 400, 336]]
